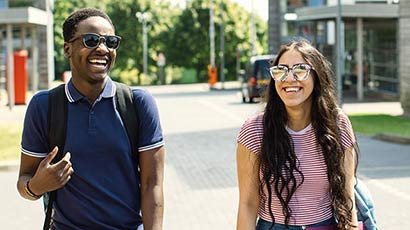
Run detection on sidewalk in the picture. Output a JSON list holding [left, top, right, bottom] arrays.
[[0, 85, 408, 229], [0, 85, 405, 171]]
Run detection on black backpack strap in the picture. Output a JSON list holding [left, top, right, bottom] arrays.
[[44, 84, 68, 230], [114, 82, 139, 162]]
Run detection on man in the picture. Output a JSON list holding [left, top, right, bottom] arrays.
[[17, 8, 164, 230]]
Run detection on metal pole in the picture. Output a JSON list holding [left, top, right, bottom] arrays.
[[6, 24, 14, 110], [136, 12, 150, 83], [250, 0, 256, 56], [336, 0, 343, 105], [142, 20, 148, 78], [46, 0, 55, 89], [357, 18, 363, 101], [210, 0, 215, 67], [219, 1, 225, 89], [32, 26, 39, 93], [21, 26, 26, 50], [236, 47, 241, 80]]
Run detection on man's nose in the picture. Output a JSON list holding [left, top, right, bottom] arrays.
[[96, 39, 109, 52]]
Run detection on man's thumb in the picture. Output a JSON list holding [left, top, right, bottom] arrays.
[[44, 146, 58, 165]]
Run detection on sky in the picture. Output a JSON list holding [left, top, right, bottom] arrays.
[[169, 0, 269, 21]]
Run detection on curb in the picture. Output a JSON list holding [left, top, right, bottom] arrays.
[[0, 160, 19, 172], [373, 133, 410, 145]]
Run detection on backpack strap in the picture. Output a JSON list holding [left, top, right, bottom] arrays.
[[44, 84, 68, 230], [114, 82, 139, 161]]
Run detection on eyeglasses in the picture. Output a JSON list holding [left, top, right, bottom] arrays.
[[69, 33, 122, 50], [269, 63, 315, 82]]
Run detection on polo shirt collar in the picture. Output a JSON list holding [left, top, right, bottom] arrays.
[[64, 77, 116, 103]]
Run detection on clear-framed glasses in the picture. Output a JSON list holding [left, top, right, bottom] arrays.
[[69, 33, 122, 50], [269, 63, 315, 82]]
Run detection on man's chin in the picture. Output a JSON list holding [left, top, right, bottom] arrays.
[[88, 73, 109, 84]]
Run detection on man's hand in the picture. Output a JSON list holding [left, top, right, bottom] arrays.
[[29, 147, 74, 195]]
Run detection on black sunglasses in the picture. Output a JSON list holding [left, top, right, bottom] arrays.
[[69, 33, 122, 50]]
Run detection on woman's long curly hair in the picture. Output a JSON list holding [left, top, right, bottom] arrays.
[[260, 39, 356, 229]]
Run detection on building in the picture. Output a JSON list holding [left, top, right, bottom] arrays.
[[268, 0, 401, 102], [0, 0, 54, 108]]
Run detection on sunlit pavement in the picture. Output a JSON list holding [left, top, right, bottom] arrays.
[[0, 82, 408, 229]]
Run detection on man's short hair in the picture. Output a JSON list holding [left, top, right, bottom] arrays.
[[63, 8, 114, 42]]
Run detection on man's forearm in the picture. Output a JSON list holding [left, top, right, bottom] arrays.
[[141, 185, 164, 230]]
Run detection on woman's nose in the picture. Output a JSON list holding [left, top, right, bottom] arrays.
[[284, 70, 296, 82]]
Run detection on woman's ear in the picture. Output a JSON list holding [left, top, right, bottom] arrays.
[[64, 42, 71, 58]]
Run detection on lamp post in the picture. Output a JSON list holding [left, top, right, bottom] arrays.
[[250, 0, 256, 56], [219, 1, 225, 89], [209, 0, 215, 68], [136, 11, 151, 80]]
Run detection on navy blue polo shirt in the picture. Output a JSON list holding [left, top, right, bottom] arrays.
[[21, 78, 164, 230]]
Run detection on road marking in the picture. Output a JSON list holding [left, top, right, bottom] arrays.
[[360, 166, 410, 172], [359, 174, 410, 202]]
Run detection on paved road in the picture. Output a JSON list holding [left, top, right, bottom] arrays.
[[0, 83, 408, 229]]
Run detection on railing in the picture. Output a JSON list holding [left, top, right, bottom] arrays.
[[368, 62, 399, 96]]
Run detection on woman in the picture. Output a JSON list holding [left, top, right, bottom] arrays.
[[236, 39, 360, 230]]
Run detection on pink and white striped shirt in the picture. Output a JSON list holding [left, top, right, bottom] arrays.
[[237, 112, 356, 225]]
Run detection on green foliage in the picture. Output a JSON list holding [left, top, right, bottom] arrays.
[[8, 0, 33, 7], [169, 68, 197, 84], [162, 3, 209, 82], [161, 0, 268, 82], [349, 114, 410, 136], [106, 0, 182, 85], [105, 0, 141, 83], [52, 0, 268, 85]]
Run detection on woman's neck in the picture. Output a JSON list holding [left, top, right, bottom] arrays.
[[286, 106, 312, 132]]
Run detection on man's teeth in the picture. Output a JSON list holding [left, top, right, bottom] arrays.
[[89, 59, 107, 64], [285, 87, 300, 92]]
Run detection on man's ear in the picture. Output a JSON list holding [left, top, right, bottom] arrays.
[[64, 42, 71, 58]]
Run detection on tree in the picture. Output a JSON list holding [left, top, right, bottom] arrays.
[[52, 0, 268, 84], [162, 0, 268, 82], [107, 0, 181, 84]]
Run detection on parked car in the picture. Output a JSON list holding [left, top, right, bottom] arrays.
[[239, 54, 276, 103]]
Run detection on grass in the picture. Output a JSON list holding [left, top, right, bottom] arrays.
[[0, 121, 23, 161], [348, 114, 410, 136]]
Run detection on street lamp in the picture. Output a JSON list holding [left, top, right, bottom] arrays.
[[136, 11, 151, 80]]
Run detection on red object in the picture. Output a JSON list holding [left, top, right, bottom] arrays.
[[13, 50, 28, 104], [249, 76, 256, 87]]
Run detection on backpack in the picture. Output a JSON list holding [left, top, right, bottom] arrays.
[[335, 109, 378, 230], [355, 178, 378, 230], [43, 82, 139, 230]]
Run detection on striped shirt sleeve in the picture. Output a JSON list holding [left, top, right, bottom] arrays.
[[237, 114, 264, 154], [338, 112, 356, 150]]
